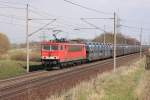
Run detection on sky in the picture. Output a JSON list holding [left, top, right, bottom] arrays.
[[0, 0, 150, 44]]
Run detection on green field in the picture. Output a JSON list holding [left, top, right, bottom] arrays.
[[0, 60, 26, 79], [0, 48, 41, 80], [0, 60, 41, 80]]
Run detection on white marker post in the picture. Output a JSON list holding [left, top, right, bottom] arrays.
[[140, 27, 143, 58], [113, 12, 116, 72], [26, 4, 29, 73]]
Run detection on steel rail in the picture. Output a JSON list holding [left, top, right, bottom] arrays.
[[0, 53, 139, 100]]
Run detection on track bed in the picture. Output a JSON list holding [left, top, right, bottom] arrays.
[[0, 53, 141, 100]]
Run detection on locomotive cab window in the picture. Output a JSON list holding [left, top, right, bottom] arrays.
[[51, 45, 59, 50], [42, 45, 59, 50], [42, 45, 50, 50]]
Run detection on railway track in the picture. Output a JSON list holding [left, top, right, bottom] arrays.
[[0, 53, 141, 100], [0, 71, 48, 84]]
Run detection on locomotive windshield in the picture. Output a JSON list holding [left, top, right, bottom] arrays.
[[42, 45, 59, 50]]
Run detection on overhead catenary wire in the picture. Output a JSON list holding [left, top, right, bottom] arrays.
[[0, 14, 25, 21], [29, 9, 54, 18], [74, 27, 98, 30], [28, 19, 56, 37], [0, 0, 26, 6], [121, 24, 140, 29], [0, 1, 149, 40], [0, 13, 80, 34], [0, 6, 25, 9], [0, 13, 51, 28], [29, 4, 90, 30], [0, 20, 53, 30], [29, 14, 81, 31], [120, 24, 150, 32], [0, 3, 25, 9], [29, 1, 150, 34], [80, 18, 108, 33], [29, 4, 83, 28], [78, 17, 114, 32], [30, 4, 113, 28], [80, 17, 114, 20], [0, 4, 58, 30], [0, 20, 25, 27], [28, 9, 82, 32], [29, 5, 56, 18], [119, 18, 150, 32], [0, 2, 24, 6], [64, 0, 112, 15]]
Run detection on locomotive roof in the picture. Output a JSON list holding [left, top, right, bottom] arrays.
[[41, 41, 85, 45]]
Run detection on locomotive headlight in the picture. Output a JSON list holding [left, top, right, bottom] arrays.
[[42, 56, 58, 59], [42, 56, 47, 59], [50, 56, 58, 59]]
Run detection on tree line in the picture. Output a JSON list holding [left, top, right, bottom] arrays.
[[93, 32, 140, 45], [0, 32, 140, 55]]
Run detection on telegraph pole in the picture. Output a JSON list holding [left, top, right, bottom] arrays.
[[26, 4, 29, 73], [140, 27, 142, 58], [113, 12, 117, 72], [104, 25, 106, 44], [25, 4, 56, 73]]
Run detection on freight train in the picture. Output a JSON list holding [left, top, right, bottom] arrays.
[[41, 40, 144, 68]]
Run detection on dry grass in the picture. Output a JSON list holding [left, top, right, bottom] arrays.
[[47, 58, 145, 100], [135, 70, 150, 100], [8, 49, 40, 62]]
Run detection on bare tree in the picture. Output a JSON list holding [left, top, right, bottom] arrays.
[[93, 32, 140, 45], [0, 33, 10, 54]]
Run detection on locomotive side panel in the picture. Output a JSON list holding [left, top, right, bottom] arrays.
[[41, 41, 86, 67], [62, 44, 86, 62]]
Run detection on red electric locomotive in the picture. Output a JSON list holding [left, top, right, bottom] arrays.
[[41, 40, 86, 67]]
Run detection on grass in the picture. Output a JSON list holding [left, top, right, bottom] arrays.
[[101, 62, 144, 100], [135, 67, 150, 100], [0, 49, 41, 80], [47, 58, 146, 100], [0, 60, 41, 80], [0, 60, 26, 79]]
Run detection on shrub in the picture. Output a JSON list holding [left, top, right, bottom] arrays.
[[10, 51, 40, 62], [0, 33, 10, 54], [30, 52, 41, 62], [10, 51, 26, 61], [0, 54, 9, 60]]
